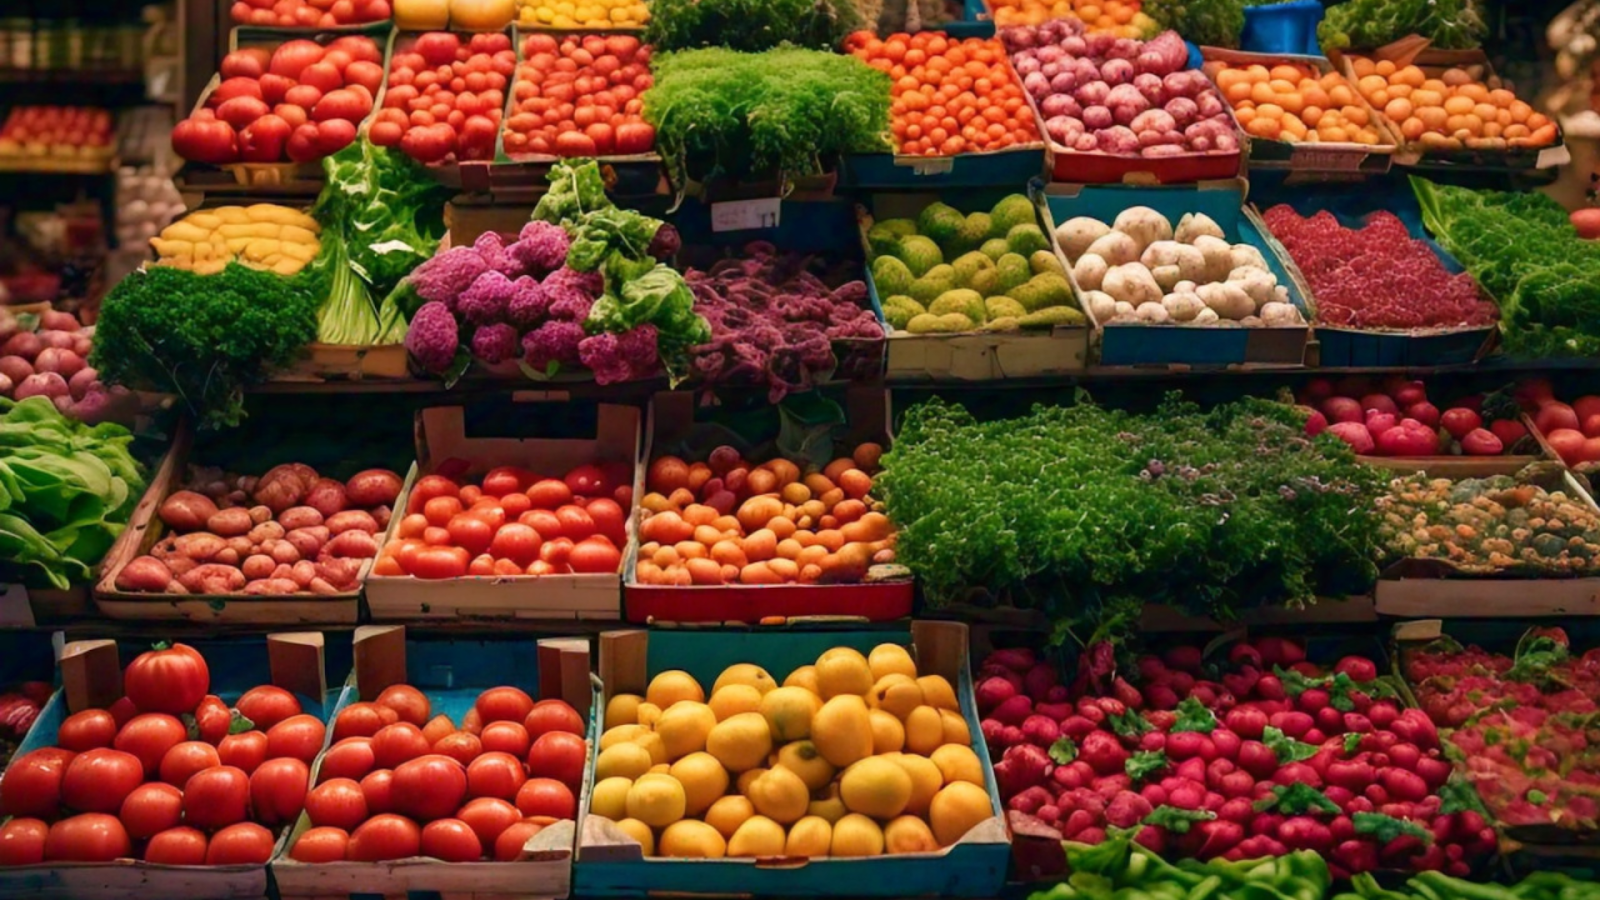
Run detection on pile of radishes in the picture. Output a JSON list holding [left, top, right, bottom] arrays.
[[999, 20, 1240, 158], [1299, 376, 1527, 458], [114, 464, 404, 596], [978, 638, 1493, 877], [0, 308, 127, 423], [1516, 378, 1600, 467]]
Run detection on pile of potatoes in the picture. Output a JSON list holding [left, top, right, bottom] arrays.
[[114, 463, 403, 596]]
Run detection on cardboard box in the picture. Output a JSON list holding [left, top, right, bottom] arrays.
[[623, 389, 913, 624], [271, 625, 593, 899], [364, 396, 639, 620], [0, 633, 346, 900], [576, 621, 1010, 897]]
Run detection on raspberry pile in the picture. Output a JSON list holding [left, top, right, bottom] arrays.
[[1261, 206, 1497, 330]]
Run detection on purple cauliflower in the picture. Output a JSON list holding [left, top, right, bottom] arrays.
[[521, 320, 585, 372], [511, 221, 572, 276], [471, 322, 520, 365], [578, 324, 660, 385], [506, 276, 549, 330], [408, 246, 489, 307], [473, 231, 520, 276], [405, 301, 460, 374], [647, 223, 681, 261], [458, 270, 515, 326]]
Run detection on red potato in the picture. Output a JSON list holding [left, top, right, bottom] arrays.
[[159, 492, 219, 531], [115, 557, 174, 593]]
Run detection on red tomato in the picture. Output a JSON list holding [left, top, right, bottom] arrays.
[[370, 119, 405, 147], [524, 700, 585, 742], [424, 496, 465, 528], [333, 702, 391, 741], [269, 39, 325, 79], [422, 715, 456, 746], [421, 818, 482, 862], [481, 467, 526, 497], [217, 731, 269, 775], [144, 827, 207, 865], [291, 826, 350, 863], [44, 814, 129, 862], [171, 115, 239, 164], [495, 820, 545, 861], [585, 498, 627, 546], [469, 554, 497, 576], [569, 536, 621, 574], [250, 757, 310, 826], [123, 642, 209, 715], [57, 709, 116, 752], [267, 714, 327, 763], [107, 697, 137, 728], [349, 814, 422, 862], [408, 474, 461, 515], [413, 546, 470, 579], [159, 740, 221, 788], [306, 777, 369, 830], [114, 713, 187, 778], [206, 822, 274, 864], [237, 685, 303, 730], [525, 479, 572, 510], [526, 732, 587, 789], [466, 751, 527, 801], [468, 502, 508, 531], [119, 783, 182, 839], [392, 755, 468, 821], [489, 524, 542, 566], [434, 732, 483, 766], [372, 722, 431, 768], [553, 504, 596, 540], [564, 464, 606, 497], [515, 777, 575, 819], [519, 509, 563, 539], [457, 796, 521, 847], [539, 537, 574, 568], [193, 695, 232, 745], [346, 60, 385, 94], [479, 721, 530, 758], [447, 514, 495, 555], [0, 818, 48, 866], [361, 768, 395, 814], [500, 492, 533, 519], [463, 708, 484, 735], [475, 687, 535, 725], [182, 766, 250, 830], [1, 747, 74, 818], [376, 685, 431, 727], [61, 748, 142, 814]]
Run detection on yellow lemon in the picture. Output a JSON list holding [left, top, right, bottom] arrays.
[[736, 767, 767, 796], [712, 663, 778, 696], [637, 702, 663, 729], [868, 674, 923, 720], [775, 741, 835, 791], [916, 675, 959, 712], [891, 753, 943, 815], [591, 776, 632, 820], [632, 731, 668, 765], [747, 764, 809, 824], [885, 815, 939, 853], [728, 815, 787, 857], [656, 702, 716, 760], [669, 751, 730, 816], [625, 773, 687, 828], [903, 706, 944, 756], [615, 817, 654, 854], [807, 784, 847, 823], [930, 744, 985, 786], [815, 647, 874, 699], [706, 712, 773, 772], [783, 665, 820, 694], [648, 763, 671, 775], [660, 820, 727, 858], [812, 695, 873, 769], [709, 684, 764, 721], [830, 813, 884, 857], [839, 757, 913, 820], [760, 687, 821, 743], [647, 670, 705, 709], [597, 742, 654, 781], [868, 643, 918, 680], [600, 724, 650, 750], [929, 781, 992, 846], [705, 795, 755, 839], [605, 693, 644, 729], [786, 815, 833, 856], [869, 709, 906, 754], [939, 709, 971, 747]]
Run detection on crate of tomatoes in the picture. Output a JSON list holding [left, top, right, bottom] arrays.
[[0, 635, 348, 898], [229, 0, 393, 28], [271, 625, 592, 899], [368, 29, 516, 187]]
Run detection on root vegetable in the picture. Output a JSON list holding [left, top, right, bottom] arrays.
[[1140, 241, 1205, 283], [1135, 302, 1170, 322], [206, 507, 254, 537], [1175, 212, 1223, 244], [346, 469, 403, 507], [68, 367, 99, 400], [1260, 302, 1303, 326], [1227, 267, 1278, 308], [15, 372, 68, 401], [175, 532, 227, 561], [326, 510, 378, 535], [1161, 291, 1205, 322], [285, 527, 328, 557], [253, 475, 304, 514], [0, 356, 33, 384], [1111, 206, 1171, 252], [1101, 263, 1161, 307], [326, 530, 378, 559], [1073, 254, 1110, 291], [116, 556, 174, 592], [1084, 231, 1139, 266], [34, 348, 85, 379], [1196, 282, 1254, 320], [248, 521, 286, 544], [1083, 290, 1117, 322], [304, 479, 347, 518], [178, 564, 247, 594], [1229, 244, 1269, 272], [278, 507, 324, 531], [290, 560, 317, 587], [242, 555, 277, 580], [267, 541, 301, 565], [248, 506, 272, 524], [1, 332, 41, 360], [1191, 235, 1235, 283]]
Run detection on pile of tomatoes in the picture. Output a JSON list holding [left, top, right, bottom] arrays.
[[0, 643, 323, 866], [501, 33, 656, 159], [369, 32, 515, 164], [373, 462, 631, 581], [290, 686, 587, 863], [230, 0, 392, 27]]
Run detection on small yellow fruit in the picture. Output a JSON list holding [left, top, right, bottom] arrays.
[[761, 687, 821, 743], [885, 815, 939, 853], [737, 767, 767, 796], [747, 765, 810, 824], [648, 763, 671, 774], [815, 647, 874, 699], [891, 753, 943, 815], [775, 741, 835, 791], [709, 684, 764, 721], [669, 752, 730, 816], [839, 757, 913, 820], [633, 731, 668, 765], [626, 773, 687, 828], [930, 744, 985, 786], [903, 706, 944, 756], [807, 785, 847, 823], [786, 815, 833, 856], [713, 663, 778, 696], [869, 709, 906, 754], [605, 693, 644, 730], [656, 702, 716, 760], [600, 724, 650, 750], [597, 742, 653, 781], [812, 695, 873, 768], [591, 776, 633, 820], [637, 702, 663, 729], [660, 820, 727, 858], [939, 709, 971, 747], [868, 674, 923, 719], [830, 813, 885, 857], [783, 665, 820, 694], [706, 712, 774, 772], [916, 675, 959, 712], [868, 643, 918, 680], [615, 817, 654, 854], [648, 670, 705, 709], [929, 781, 992, 846], [705, 795, 756, 839], [728, 815, 787, 857]]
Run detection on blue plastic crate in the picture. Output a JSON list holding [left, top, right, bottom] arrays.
[[1240, 0, 1323, 57]]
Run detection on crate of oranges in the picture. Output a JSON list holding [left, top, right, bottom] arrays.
[[1201, 49, 1398, 175], [984, 0, 1155, 37], [1330, 43, 1567, 170]]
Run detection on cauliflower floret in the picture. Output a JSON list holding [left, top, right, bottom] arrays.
[[506, 276, 549, 331], [471, 322, 520, 364], [404, 301, 460, 374], [408, 246, 489, 307], [579, 324, 661, 385], [648, 223, 681, 260], [458, 270, 516, 326], [473, 231, 518, 275], [511, 221, 572, 277], [521, 320, 585, 371]]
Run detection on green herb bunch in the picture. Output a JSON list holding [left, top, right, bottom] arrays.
[[644, 47, 892, 187], [1317, 0, 1485, 50], [91, 263, 323, 429], [1141, 0, 1244, 48], [1411, 177, 1600, 358], [644, 0, 861, 53], [877, 394, 1386, 630]]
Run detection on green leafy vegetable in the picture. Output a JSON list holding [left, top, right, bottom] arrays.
[[314, 140, 452, 301], [1344, 732, 1364, 755], [1318, 0, 1485, 51], [643, 0, 860, 53], [1049, 737, 1078, 765], [1262, 725, 1320, 763], [1141, 0, 1244, 48], [1507, 629, 1571, 683], [1255, 783, 1341, 815], [1142, 805, 1216, 834], [1353, 812, 1432, 844], [1173, 697, 1219, 734], [1125, 750, 1168, 782], [1107, 708, 1153, 739]]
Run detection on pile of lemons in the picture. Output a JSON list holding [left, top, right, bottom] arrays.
[[590, 644, 994, 858], [514, 0, 650, 29]]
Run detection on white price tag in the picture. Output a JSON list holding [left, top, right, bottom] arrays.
[[710, 198, 781, 232], [0, 584, 36, 629]]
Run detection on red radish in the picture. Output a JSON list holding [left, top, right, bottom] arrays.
[[1375, 419, 1439, 456], [1536, 402, 1581, 434], [1547, 428, 1586, 465], [1321, 396, 1363, 424], [1460, 428, 1503, 456], [1364, 410, 1397, 437], [1326, 422, 1374, 454], [1404, 401, 1440, 429], [1393, 381, 1427, 408], [1359, 394, 1398, 416], [1301, 407, 1328, 436], [1333, 656, 1377, 681], [1440, 407, 1482, 440], [1490, 418, 1527, 446]]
